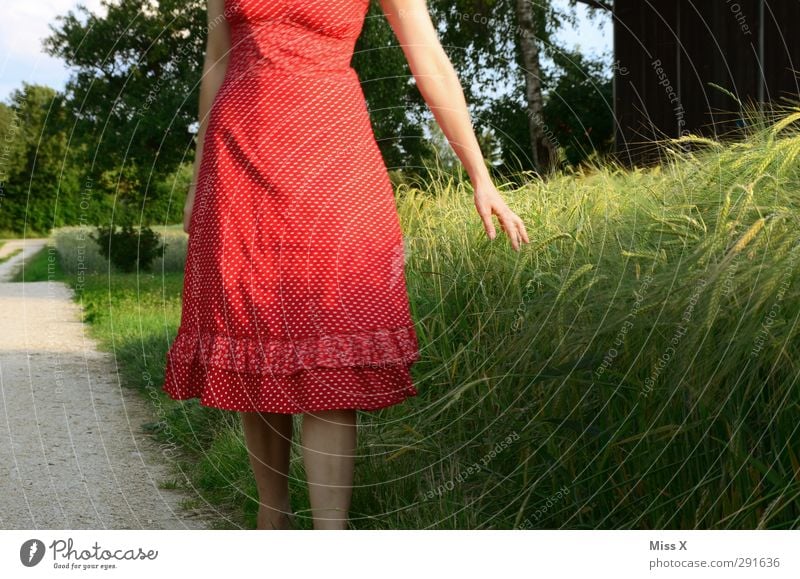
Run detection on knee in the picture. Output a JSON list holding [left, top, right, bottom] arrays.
[[303, 408, 356, 422]]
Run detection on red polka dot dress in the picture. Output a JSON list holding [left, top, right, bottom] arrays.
[[162, 0, 421, 413]]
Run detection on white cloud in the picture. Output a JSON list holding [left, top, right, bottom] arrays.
[[0, 0, 107, 101], [2, 0, 106, 58]]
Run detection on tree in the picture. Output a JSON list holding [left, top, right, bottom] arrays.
[[43, 0, 207, 222], [543, 48, 614, 166], [352, 2, 436, 172], [426, 0, 574, 174], [0, 83, 89, 235], [514, 0, 556, 171], [427, 0, 611, 175]]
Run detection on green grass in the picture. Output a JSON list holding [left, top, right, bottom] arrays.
[[9, 242, 64, 282], [38, 105, 800, 529]]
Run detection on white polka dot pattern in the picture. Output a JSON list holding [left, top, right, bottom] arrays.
[[162, 0, 421, 413]]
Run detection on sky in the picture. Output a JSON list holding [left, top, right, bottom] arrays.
[[0, 0, 612, 105]]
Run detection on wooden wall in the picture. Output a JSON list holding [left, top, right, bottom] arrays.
[[613, 0, 800, 165]]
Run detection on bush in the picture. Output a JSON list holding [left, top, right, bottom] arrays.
[[89, 224, 167, 273]]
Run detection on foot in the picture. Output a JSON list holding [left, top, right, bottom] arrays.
[[256, 501, 295, 530]]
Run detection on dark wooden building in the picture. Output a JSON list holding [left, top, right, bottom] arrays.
[[613, 0, 800, 165]]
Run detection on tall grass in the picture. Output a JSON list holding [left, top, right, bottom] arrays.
[[384, 103, 800, 529], [45, 105, 800, 529]]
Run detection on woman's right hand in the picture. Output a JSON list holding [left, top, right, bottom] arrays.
[[473, 180, 529, 252]]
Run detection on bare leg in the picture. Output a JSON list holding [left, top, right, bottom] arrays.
[[301, 409, 357, 530], [240, 411, 294, 530]]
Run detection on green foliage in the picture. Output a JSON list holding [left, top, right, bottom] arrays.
[[42, 0, 206, 207], [52, 224, 188, 276], [9, 241, 64, 283], [0, 84, 89, 235], [352, 2, 435, 170], [543, 48, 614, 165], [0, 82, 189, 235], [89, 224, 167, 273], [430, 0, 613, 175]]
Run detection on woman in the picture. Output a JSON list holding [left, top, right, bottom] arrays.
[[163, 0, 529, 530]]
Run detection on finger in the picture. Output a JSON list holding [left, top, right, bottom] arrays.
[[477, 205, 496, 240], [498, 213, 519, 251], [504, 215, 527, 249], [517, 218, 530, 244], [510, 223, 523, 251]]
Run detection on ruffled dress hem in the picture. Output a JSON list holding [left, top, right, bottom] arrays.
[[162, 325, 421, 413]]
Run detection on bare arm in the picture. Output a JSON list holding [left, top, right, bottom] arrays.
[[380, 0, 529, 251], [379, 0, 489, 187], [184, 0, 231, 233], [379, 0, 529, 250]]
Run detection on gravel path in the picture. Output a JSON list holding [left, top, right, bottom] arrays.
[[0, 238, 216, 529]]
